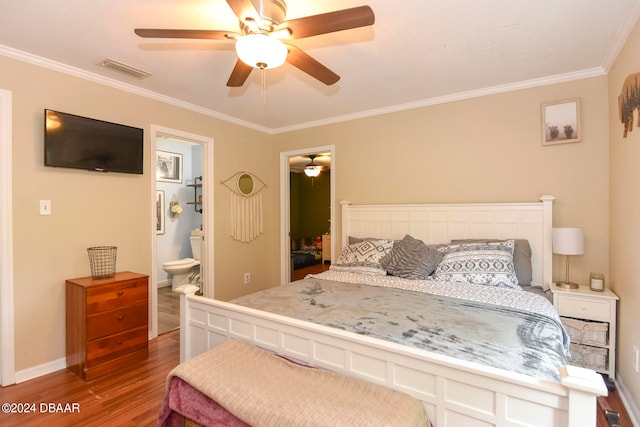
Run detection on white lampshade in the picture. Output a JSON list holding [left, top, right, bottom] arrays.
[[235, 34, 288, 69], [552, 227, 584, 255], [304, 165, 321, 177]]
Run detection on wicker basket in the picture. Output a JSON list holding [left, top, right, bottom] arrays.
[[568, 343, 608, 371], [87, 246, 117, 279], [561, 316, 609, 346]]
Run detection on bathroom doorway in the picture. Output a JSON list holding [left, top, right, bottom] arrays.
[[150, 125, 214, 338]]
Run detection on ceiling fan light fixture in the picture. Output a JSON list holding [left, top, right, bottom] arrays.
[[235, 34, 288, 69], [304, 165, 321, 177]]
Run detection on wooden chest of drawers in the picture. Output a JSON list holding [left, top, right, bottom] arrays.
[[66, 271, 148, 381]]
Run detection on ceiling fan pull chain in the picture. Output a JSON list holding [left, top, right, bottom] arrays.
[[261, 68, 267, 104]]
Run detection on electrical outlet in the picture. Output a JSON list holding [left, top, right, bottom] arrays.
[[243, 272, 251, 285], [633, 345, 639, 373]]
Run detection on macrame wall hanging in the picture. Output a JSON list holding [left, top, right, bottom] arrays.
[[221, 171, 266, 242], [619, 72, 640, 137]]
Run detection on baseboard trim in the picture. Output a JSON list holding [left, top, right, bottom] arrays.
[[615, 376, 640, 427], [14, 357, 66, 384]]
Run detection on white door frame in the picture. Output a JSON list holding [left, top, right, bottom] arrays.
[[279, 145, 335, 284], [0, 89, 15, 385], [149, 125, 214, 338]]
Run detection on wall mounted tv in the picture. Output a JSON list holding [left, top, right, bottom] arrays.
[[44, 109, 144, 174]]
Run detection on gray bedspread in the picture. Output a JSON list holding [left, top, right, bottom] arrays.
[[231, 272, 569, 382]]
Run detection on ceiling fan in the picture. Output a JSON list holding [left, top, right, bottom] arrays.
[[134, 0, 375, 87], [304, 155, 325, 177]]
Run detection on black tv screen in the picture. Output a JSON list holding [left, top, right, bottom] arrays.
[[44, 109, 144, 174]]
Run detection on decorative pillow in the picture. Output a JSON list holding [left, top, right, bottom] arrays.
[[348, 236, 379, 245], [432, 240, 519, 289], [451, 239, 532, 285], [330, 239, 394, 276], [380, 235, 444, 280]]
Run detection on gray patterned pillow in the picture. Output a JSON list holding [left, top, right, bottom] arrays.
[[451, 239, 532, 285], [432, 240, 519, 289], [330, 239, 394, 276], [380, 235, 444, 279]]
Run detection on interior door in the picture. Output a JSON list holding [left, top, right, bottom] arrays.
[[280, 146, 334, 284]]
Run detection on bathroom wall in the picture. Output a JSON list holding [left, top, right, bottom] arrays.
[[156, 139, 203, 286]]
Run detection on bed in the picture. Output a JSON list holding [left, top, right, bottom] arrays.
[[172, 196, 607, 427], [290, 237, 323, 269]]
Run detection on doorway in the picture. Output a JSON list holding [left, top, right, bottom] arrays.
[[0, 89, 15, 385], [279, 146, 334, 284], [150, 125, 214, 338]]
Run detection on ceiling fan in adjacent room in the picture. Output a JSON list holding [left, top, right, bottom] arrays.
[[303, 155, 325, 177], [134, 0, 375, 87]]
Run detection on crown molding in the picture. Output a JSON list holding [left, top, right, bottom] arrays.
[[0, 44, 273, 134], [0, 44, 608, 135], [272, 67, 607, 134]]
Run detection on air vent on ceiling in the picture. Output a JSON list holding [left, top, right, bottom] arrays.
[[99, 58, 151, 79]]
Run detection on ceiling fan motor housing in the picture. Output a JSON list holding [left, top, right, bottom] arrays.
[[250, 0, 287, 27]]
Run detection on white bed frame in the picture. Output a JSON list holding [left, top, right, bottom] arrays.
[[177, 196, 607, 427]]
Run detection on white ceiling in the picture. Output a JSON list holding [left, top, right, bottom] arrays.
[[1, 0, 639, 133]]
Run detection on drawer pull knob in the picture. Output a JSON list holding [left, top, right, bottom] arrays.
[[117, 291, 124, 296], [117, 340, 123, 345], [581, 305, 587, 310], [117, 315, 123, 321]]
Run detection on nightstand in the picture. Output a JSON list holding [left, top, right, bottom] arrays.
[[322, 234, 331, 263], [550, 285, 618, 379]]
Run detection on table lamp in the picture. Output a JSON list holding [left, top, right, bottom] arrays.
[[552, 227, 584, 289]]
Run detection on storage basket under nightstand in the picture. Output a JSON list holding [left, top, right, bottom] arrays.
[[561, 317, 609, 346], [568, 343, 608, 371]]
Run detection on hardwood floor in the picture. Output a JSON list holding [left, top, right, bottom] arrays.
[[597, 386, 634, 427], [293, 261, 330, 281], [0, 325, 633, 426], [0, 330, 179, 426], [157, 286, 179, 335]]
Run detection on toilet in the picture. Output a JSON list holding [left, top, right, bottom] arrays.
[[162, 228, 203, 291]]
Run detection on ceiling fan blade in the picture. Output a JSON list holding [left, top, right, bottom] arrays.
[[282, 5, 375, 39], [134, 29, 232, 40], [226, 59, 254, 87], [226, 0, 260, 22], [285, 44, 339, 85]]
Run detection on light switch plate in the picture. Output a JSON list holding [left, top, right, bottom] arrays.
[[39, 200, 51, 215]]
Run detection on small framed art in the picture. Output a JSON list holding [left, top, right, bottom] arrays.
[[156, 150, 183, 183], [156, 190, 165, 235], [541, 98, 581, 146]]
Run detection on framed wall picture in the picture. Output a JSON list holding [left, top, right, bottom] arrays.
[[156, 150, 183, 183], [156, 190, 165, 235], [541, 98, 581, 145]]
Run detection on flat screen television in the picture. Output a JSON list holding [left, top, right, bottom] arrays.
[[44, 109, 144, 174]]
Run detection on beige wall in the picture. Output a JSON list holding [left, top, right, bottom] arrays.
[[274, 77, 610, 287], [4, 33, 635, 414], [1, 55, 278, 371], [609, 17, 640, 415]]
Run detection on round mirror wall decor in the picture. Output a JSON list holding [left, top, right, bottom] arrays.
[[221, 171, 266, 242]]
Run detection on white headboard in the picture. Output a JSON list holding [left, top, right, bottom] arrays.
[[341, 196, 555, 289]]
